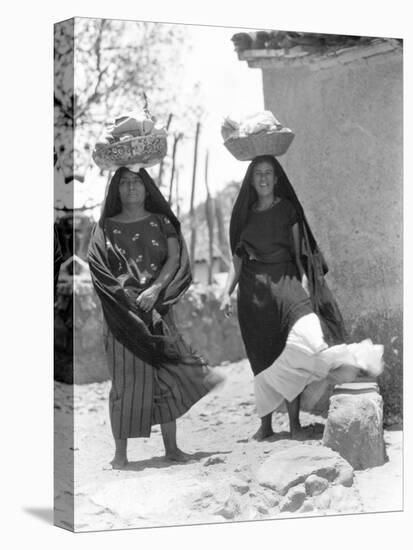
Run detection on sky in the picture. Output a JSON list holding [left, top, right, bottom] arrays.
[[177, 24, 264, 208], [57, 22, 264, 218]]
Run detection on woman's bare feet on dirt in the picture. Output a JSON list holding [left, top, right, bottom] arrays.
[[289, 425, 307, 441], [165, 448, 193, 462], [110, 455, 129, 469], [252, 414, 274, 441], [252, 426, 275, 441]]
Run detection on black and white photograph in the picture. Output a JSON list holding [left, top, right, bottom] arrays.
[[52, 14, 404, 532], [3, 2, 410, 546]]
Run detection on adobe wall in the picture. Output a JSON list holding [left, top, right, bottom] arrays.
[[260, 49, 403, 319]]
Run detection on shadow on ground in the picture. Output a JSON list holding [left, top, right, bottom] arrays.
[[265, 423, 324, 442], [120, 450, 231, 472], [237, 422, 325, 444]]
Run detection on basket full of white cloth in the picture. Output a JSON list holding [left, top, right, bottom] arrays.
[[222, 110, 295, 160], [92, 111, 168, 171]]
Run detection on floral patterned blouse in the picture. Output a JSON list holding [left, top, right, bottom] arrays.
[[105, 213, 178, 292]]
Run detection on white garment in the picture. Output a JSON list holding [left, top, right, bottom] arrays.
[[254, 313, 383, 418]]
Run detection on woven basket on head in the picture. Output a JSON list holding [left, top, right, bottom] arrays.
[[92, 132, 167, 170], [224, 130, 295, 160]]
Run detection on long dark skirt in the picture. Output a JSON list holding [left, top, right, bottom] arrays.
[[237, 258, 313, 376], [106, 310, 221, 439]]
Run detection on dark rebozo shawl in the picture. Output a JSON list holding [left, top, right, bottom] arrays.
[[88, 167, 192, 367], [229, 155, 348, 344]]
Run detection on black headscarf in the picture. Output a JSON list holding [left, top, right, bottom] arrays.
[[88, 167, 192, 366], [229, 155, 347, 344]]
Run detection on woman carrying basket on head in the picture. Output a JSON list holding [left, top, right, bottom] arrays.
[[88, 166, 224, 468], [220, 154, 383, 440]]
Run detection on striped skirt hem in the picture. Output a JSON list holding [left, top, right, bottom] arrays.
[[106, 323, 222, 439]]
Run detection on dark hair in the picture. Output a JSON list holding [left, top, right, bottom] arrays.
[[229, 155, 304, 253], [250, 155, 292, 199], [99, 167, 181, 232]]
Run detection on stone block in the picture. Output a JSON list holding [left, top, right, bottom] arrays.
[[322, 383, 387, 469]]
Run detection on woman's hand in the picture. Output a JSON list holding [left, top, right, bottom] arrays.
[[124, 287, 140, 310], [135, 285, 161, 313], [301, 273, 310, 296], [219, 293, 233, 318]]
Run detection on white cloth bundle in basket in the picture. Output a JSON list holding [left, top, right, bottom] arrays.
[[222, 110, 295, 160], [92, 112, 168, 171]]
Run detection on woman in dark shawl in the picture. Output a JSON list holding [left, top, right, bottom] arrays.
[[88, 167, 223, 468], [220, 155, 382, 440]]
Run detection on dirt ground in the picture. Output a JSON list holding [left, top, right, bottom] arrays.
[[54, 360, 403, 532]]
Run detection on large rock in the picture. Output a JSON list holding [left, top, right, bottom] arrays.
[[322, 386, 387, 469], [279, 484, 307, 512], [87, 471, 245, 528], [256, 443, 354, 496], [305, 474, 329, 496]]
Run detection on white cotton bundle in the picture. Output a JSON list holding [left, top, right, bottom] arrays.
[[92, 111, 168, 171], [238, 110, 284, 136], [320, 340, 384, 385], [347, 339, 384, 377], [221, 110, 287, 141], [221, 115, 240, 141], [107, 111, 156, 139], [221, 109, 295, 160]]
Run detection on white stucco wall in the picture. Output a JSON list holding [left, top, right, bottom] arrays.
[[257, 48, 402, 319]]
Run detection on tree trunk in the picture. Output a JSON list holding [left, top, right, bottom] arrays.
[[157, 113, 173, 187], [214, 196, 231, 271], [204, 150, 214, 285], [189, 122, 201, 269], [168, 133, 182, 205], [175, 167, 180, 218]]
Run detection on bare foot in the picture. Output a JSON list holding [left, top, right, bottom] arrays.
[[110, 456, 128, 470], [165, 449, 193, 462], [311, 423, 325, 434], [252, 426, 275, 441], [289, 426, 307, 441]]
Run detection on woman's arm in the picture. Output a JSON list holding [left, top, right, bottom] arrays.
[[152, 237, 180, 291], [219, 254, 242, 317], [136, 237, 180, 312], [292, 223, 309, 295], [224, 254, 242, 296]]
